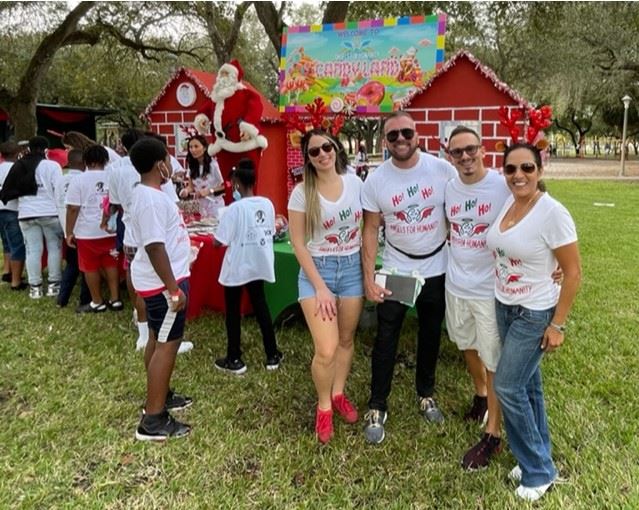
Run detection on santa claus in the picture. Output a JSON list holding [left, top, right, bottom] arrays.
[[193, 60, 268, 183]]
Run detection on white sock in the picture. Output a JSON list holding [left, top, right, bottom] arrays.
[[137, 322, 149, 342]]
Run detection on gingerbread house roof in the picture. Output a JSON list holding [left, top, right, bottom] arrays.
[[402, 49, 530, 109], [143, 67, 281, 122]]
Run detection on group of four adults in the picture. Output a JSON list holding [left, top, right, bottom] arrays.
[[288, 111, 581, 502]]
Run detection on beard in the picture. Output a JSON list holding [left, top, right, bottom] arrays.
[[387, 140, 419, 162], [212, 74, 240, 102]]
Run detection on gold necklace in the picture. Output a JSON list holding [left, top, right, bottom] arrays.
[[506, 191, 540, 227]]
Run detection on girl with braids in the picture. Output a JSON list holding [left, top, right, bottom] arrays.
[[288, 129, 364, 444]]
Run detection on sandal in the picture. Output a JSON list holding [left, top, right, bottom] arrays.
[[10, 282, 28, 291], [108, 300, 124, 311]]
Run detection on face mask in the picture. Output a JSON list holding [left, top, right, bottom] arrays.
[[233, 189, 241, 201]]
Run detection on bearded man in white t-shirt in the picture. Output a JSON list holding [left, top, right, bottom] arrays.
[[361, 111, 457, 443], [444, 126, 511, 470]]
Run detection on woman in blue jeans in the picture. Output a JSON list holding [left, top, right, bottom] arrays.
[[486, 142, 581, 502], [288, 129, 364, 444]]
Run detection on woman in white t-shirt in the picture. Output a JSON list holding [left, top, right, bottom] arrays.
[[486, 143, 582, 502], [288, 129, 364, 444], [179, 135, 225, 218]]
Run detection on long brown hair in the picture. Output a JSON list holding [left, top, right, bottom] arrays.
[[300, 129, 344, 237]]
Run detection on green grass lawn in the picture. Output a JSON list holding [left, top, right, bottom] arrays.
[[1, 180, 638, 509]]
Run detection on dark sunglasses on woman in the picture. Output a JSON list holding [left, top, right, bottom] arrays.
[[385, 128, 416, 143], [504, 162, 537, 175], [307, 142, 335, 158]]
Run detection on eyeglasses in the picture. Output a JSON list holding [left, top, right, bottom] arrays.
[[307, 142, 334, 158], [504, 162, 538, 175], [448, 145, 481, 159], [385, 128, 416, 143]]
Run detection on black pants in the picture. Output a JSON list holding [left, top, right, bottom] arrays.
[[368, 274, 446, 412], [57, 246, 90, 307], [224, 280, 278, 360]]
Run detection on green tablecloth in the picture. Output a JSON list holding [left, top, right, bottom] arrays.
[[265, 240, 300, 323]]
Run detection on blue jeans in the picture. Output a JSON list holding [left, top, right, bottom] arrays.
[[494, 300, 557, 487], [19, 216, 63, 286], [297, 253, 363, 300], [0, 210, 25, 261]]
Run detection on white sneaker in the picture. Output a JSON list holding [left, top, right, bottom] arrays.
[[29, 285, 43, 299], [46, 282, 60, 297], [515, 482, 553, 502], [135, 337, 148, 352], [508, 465, 522, 482], [178, 341, 193, 354]]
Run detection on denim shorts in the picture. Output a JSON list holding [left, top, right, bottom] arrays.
[[298, 252, 363, 300], [0, 210, 25, 261], [143, 279, 189, 342]]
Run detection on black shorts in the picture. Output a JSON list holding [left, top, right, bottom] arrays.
[[143, 279, 189, 342]]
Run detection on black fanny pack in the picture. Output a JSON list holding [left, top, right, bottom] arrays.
[[386, 239, 446, 260]]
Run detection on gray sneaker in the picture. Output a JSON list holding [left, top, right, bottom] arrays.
[[46, 281, 60, 297], [363, 409, 387, 444], [419, 397, 444, 424], [29, 285, 43, 299]]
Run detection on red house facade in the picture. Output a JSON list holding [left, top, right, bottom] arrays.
[[403, 50, 531, 168], [143, 67, 288, 215]]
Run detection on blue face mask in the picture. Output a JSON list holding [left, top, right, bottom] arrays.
[[233, 190, 241, 201]]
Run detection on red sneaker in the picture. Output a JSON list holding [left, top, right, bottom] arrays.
[[331, 393, 358, 424], [315, 407, 333, 444]]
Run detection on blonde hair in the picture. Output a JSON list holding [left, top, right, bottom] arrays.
[[300, 129, 344, 237]]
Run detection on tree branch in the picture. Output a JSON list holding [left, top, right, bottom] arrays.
[[322, 1, 350, 24]]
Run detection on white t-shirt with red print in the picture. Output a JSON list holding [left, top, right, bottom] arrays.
[[129, 184, 190, 295], [362, 152, 456, 278], [445, 169, 511, 299], [486, 193, 577, 310], [288, 173, 363, 257], [65, 169, 114, 240]]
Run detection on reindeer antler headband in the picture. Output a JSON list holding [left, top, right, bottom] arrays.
[[497, 105, 553, 151], [283, 98, 347, 148]]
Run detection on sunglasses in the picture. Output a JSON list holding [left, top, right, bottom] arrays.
[[448, 145, 481, 159], [307, 142, 334, 158], [385, 128, 416, 143], [504, 162, 538, 175]]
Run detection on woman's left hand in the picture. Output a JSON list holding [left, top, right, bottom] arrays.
[[541, 327, 564, 352]]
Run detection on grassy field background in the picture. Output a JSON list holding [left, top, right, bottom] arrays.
[[1, 180, 638, 509]]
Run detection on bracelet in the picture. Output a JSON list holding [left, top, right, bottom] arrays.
[[549, 322, 565, 333], [169, 288, 182, 303]]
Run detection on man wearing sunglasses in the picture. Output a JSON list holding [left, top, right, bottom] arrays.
[[361, 111, 457, 444], [444, 126, 511, 470]]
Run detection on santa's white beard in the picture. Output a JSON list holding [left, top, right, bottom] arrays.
[[212, 75, 240, 102]]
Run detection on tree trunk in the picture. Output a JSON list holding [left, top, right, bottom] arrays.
[[8, 100, 37, 141]]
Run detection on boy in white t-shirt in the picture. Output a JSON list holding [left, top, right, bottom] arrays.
[[128, 137, 192, 441], [214, 159, 282, 374], [65, 145, 120, 313]]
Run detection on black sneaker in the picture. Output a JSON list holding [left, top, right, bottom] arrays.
[[265, 351, 283, 371], [214, 357, 247, 375], [1, 273, 10, 283], [461, 433, 502, 470], [135, 411, 191, 441], [464, 394, 488, 425], [166, 389, 193, 411], [76, 302, 107, 313]]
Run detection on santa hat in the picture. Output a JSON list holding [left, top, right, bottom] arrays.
[[218, 59, 244, 82]]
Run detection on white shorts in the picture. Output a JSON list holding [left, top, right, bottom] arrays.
[[445, 290, 501, 372]]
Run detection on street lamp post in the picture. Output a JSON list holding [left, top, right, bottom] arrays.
[[620, 95, 631, 177]]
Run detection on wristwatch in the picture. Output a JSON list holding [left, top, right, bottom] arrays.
[[549, 322, 566, 333]]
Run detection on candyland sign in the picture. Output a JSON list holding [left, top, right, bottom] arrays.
[[279, 14, 446, 114]]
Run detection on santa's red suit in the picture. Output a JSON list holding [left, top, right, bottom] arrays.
[[194, 60, 267, 188]]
